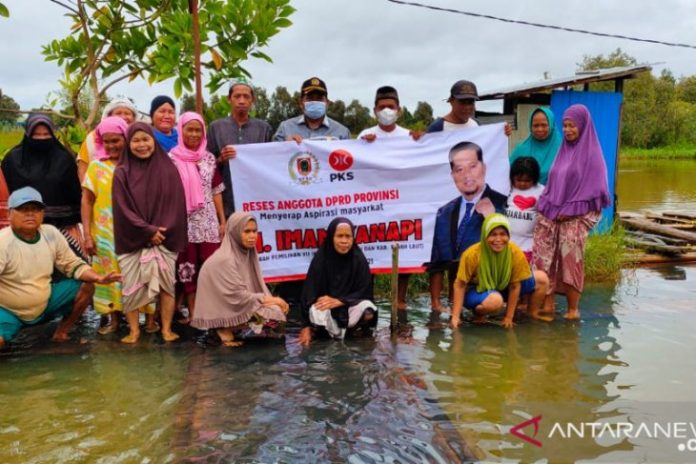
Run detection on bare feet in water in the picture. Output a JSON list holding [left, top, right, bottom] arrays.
[[145, 321, 160, 333], [564, 310, 581, 320], [530, 312, 555, 322], [217, 328, 242, 347], [51, 331, 71, 342], [161, 331, 180, 342], [121, 332, 140, 344], [98, 317, 120, 335]]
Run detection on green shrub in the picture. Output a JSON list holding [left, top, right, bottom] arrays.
[[585, 223, 626, 283]]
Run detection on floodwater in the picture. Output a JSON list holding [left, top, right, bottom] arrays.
[[2, 159, 696, 463], [2, 264, 695, 463], [617, 159, 696, 214]]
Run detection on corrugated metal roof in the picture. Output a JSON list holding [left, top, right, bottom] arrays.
[[479, 64, 652, 100]]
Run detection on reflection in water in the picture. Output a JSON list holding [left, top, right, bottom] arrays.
[[617, 159, 696, 213], [1, 265, 695, 463], [422, 284, 629, 462], [172, 336, 472, 462]]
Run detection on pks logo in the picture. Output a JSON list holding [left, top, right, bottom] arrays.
[[288, 151, 320, 185], [510, 415, 543, 448], [328, 149, 354, 182]]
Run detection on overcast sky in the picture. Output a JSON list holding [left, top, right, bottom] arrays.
[[2, 0, 696, 117]]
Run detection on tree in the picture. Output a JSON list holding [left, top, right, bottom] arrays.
[[398, 106, 414, 128], [578, 48, 637, 71], [412, 101, 434, 128], [327, 99, 346, 126], [41, 0, 295, 129], [180, 93, 213, 117], [676, 76, 696, 105], [267, 86, 298, 131], [253, 87, 270, 121], [343, 99, 372, 135], [0, 93, 20, 125], [205, 94, 230, 123]]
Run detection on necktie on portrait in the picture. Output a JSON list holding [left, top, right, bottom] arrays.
[[455, 202, 475, 256]]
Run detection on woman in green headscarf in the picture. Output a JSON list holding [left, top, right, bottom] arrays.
[[509, 107, 562, 185], [450, 214, 549, 329]]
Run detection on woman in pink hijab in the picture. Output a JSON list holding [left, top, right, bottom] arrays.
[[170, 111, 226, 324]]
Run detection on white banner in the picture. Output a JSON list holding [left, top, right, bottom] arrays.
[[231, 123, 509, 281]]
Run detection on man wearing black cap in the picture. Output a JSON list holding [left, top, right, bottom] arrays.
[[274, 77, 351, 142], [428, 80, 481, 132], [207, 79, 273, 216], [427, 80, 512, 136]]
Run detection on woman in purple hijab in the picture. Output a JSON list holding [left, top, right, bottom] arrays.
[[532, 104, 610, 320]]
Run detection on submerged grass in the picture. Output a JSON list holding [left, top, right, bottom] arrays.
[[585, 224, 627, 283], [373, 225, 627, 297], [620, 144, 696, 160]]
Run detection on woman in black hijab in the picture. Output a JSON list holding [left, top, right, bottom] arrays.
[[1, 115, 84, 257], [298, 217, 377, 346]]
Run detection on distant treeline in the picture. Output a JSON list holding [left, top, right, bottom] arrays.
[[179, 87, 435, 136], [3, 48, 695, 150], [581, 49, 696, 149]]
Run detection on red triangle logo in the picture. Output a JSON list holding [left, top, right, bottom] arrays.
[[510, 415, 543, 448]]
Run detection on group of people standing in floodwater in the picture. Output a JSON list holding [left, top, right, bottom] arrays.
[[0, 76, 610, 351]]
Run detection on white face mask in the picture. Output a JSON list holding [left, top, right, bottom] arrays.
[[376, 108, 398, 126]]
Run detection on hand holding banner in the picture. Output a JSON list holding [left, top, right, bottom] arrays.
[[231, 123, 509, 281]]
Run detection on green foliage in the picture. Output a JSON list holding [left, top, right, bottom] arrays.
[[0, 94, 20, 124], [253, 87, 270, 121], [373, 273, 430, 298], [581, 48, 696, 150], [620, 143, 696, 159], [206, 95, 230, 122], [585, 224, 626, 283], [412, 101, 434, 128], [41, 0, 294, 129], [266, 86, 298, 131], [0, 131, 22, 159], [327, 99, 346, 126], [343, 99, 372, 135], [397, 103, 434, 131], [0, 2, 8, 18]]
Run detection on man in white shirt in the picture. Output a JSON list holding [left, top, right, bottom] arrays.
[[358, 86, 411, 141]]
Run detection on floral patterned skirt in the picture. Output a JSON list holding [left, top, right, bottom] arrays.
[[532, 211, 600, 294]]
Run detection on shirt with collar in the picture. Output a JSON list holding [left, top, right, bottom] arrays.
[[457, 188, 485, 226], [273, 115, 351, 141], [206, 116, 273, 216]]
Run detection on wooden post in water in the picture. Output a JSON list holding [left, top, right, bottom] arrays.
[[391, 242, 399, 331]]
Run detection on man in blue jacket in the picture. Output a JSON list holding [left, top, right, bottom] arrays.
[[428, 141, 507, 313]]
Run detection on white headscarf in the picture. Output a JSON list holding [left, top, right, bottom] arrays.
[[101, 98, 139, 121]]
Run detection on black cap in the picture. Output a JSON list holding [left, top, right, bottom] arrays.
[[449, 80, 478, 101], [301, 77, 328, 96], [375, 86, 399, 105]]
